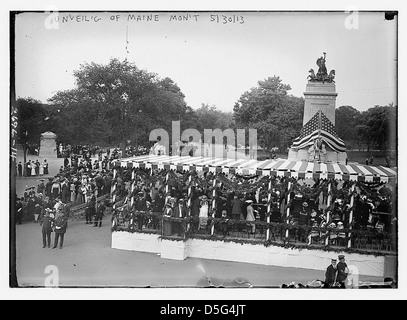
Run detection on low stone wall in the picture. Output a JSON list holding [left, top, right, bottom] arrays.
[[111, 231, 387, 277]]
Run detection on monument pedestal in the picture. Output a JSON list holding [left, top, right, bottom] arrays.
[[39, 132, 57, 158], [289, 76, 347, 165], [303, 82, 337, 126]]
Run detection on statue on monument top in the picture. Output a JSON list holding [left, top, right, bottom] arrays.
[[307, 52, 335, 83]]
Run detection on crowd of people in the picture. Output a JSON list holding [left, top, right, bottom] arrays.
[[15, 143, 396, 251], [110, 165, 396, 247], [17, 159, 49, 177]]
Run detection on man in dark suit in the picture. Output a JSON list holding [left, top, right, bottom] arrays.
[[85, 192, 96, 224], [17, 162, 22, 177], [324, 258, 338, 288], [41, 209, 54, 248], [135, 191, 147, 231], [336, 255, 349, 288], [52, 212, 68, 249], [173, 199, 188, 236], [94, 200, 106, 227]]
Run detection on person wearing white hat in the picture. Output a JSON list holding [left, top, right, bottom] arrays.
[[245, 200, 256, 234], [324, 258, 338, 288]]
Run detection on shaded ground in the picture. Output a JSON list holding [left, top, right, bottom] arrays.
[[14, 213, 384, 288]]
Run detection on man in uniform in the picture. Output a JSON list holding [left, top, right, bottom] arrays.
[[94, 200, 106, 228], [336, 255, 349, 288], [53, 212, 68, 249], [324, 258, 338, 288]]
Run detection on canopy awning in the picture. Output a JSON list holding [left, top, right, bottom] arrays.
[[117, 155, 397, 183]]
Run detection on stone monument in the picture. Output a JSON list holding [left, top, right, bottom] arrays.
[[39, 131, 57, 158], [288, 53, 347, 164]]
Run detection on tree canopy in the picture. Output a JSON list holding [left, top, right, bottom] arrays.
[[48, 58, 189, 146], [233, 76, 304, 151]]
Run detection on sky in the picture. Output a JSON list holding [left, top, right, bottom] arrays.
[[14, 10, 397, 113]]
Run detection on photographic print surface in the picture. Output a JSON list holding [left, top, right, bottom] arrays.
[[10, 10, 398, 292]]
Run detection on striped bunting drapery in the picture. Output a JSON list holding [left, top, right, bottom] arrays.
[[116, 155, 396, 183], [292, 110, 346, 152]]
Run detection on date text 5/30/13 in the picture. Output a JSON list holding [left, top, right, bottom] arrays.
[[210, 14, 245, 24]]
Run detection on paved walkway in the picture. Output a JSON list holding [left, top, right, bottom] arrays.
[[14, 212, 384, 289]]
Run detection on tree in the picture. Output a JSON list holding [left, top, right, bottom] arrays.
[[233, 76, 303, 151], [356, 104, 396, 154], [335, 105, 361, 149], [194, 104, 234, 132], [48, 58, 190, 147], [16, 98, 48, 164]]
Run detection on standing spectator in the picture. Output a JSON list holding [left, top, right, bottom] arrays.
[[61, 179, 70, 203], [231, 194, 242, 220], [26, 161, 31, 177], [64, 156, 70, 169], [85, 191, 96, 224], [173, 198, 187, 236], [70, 181, 76, 202], [40, 209, 54, 248], [345, 157, 348, 165], [135, 191, 147, 231], [45, 178, 53, 199], [54, 199, 64, 219], [365, 158, 369, 165], [245, 200, 256, 233], [43, 159, 49, 175], [17, 162, 22, 177], [163, 203, 173, 236], [31, 161, 36, 176], [52, 212, 68, 249], [35, 160, 40, 176], [94, 200, 106, 227], [34, 204, 42, 223], [95, 173, 104, 195], [336, 255, 349, 288], [51, 179, 61, 200], [16, 198, 23, 225], [324, 258, 338, 288], [37, 179, 45, 195], [27, 192, 36, 221], [370, 156, 374, 165], [39, 161, 45, 176], [198, 195, 209, 231], [219, 210, 230, 237]]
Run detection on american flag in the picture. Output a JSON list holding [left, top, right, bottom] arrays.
[[292, 110, 346, 152]]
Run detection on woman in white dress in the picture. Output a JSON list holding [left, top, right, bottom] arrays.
[[198, 196, 209, 230], [31, 161, 36, 176], [39, 162, 45, 176]]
